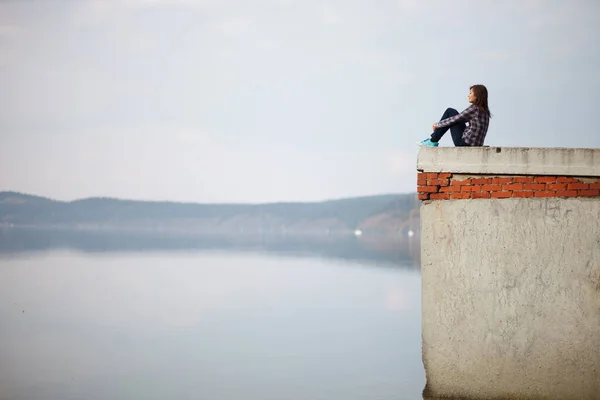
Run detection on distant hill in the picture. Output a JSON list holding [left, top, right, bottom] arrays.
[[0, 191, 420, 237]]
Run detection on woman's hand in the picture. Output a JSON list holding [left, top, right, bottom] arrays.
[[432, 123, 437, 131]]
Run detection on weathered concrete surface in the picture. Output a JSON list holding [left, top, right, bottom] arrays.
[[417, 146, 600, 176], [421, 197, 600, 400]]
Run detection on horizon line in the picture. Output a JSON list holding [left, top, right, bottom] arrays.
[[0, 190, 418, 206]]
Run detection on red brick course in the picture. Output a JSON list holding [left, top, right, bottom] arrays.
[[417, 172, 600, 201]]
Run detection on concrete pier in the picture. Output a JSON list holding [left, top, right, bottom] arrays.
[[417, 146, 600, 400]]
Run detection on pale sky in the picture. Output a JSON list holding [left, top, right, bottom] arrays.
[[1, 0, 599, 203]]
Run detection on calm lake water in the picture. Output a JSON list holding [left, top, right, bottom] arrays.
[[0, 229, 424, 400]]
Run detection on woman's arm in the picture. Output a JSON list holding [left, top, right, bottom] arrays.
[[434, 105, 476, 129]]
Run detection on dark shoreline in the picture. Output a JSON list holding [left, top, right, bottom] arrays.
[[0, 226, 421, 269]]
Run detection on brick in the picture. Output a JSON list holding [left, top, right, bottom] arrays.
[[568, 183, 589, 190], [417, 178, 427, 185], [590, 183, 600, 190], [461, 185, 481, 192], [418, 185, 438, 193], [440, 185, 462, 193], [472, 192, 491, 199], [534, 191, 555, 197], [513, 191, 534, 198], [429, 179, 450, 186], [578, 189, 600, 197], [492, 177, 513, 185], [556, 190, 578, 197], [546, 183, 567, 191], [471, 178, 492, 185], [451, 178, 472, 186], [503, 183, 523, 191], [425, 173, 439, 179], [523, 183, 546, 191], [535, 176, 556, 183], [513, 177, 534, 183], [482, 184, 503, 192], [451, 193, 470, 199], [491, 191, 512, 198], [557, 176, 578, 183], [418, 193, 430, 200], [439, 173, 452, 179], [430, 193, 451, 200], [417, 172, 427, 179]]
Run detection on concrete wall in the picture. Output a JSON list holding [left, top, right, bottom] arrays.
[[418, 147, 600, 400]]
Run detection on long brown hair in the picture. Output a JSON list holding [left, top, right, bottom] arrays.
[[470, 84, 491, 117]]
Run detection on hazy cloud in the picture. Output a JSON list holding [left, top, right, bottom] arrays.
[[1, 0, 599, 202]]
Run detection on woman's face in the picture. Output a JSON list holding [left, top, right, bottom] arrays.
[[468, 88, 477, 103]]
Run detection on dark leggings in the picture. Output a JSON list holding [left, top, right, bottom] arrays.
[[431, 108, 469, 147]]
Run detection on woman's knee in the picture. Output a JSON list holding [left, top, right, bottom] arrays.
[[445, 107, 458, 116]]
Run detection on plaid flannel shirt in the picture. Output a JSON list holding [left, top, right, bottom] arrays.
[[435, 105, 490, 146]]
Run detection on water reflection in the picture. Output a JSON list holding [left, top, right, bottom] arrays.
[[0, 227, 421, 269], [0, 229, 424, 400]]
